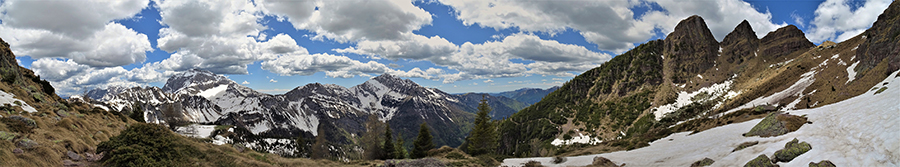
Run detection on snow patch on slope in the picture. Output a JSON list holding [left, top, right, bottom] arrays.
[[0, 90, 37, 113], [653, 80, 737, 121], [198, 84, 228, 99], [846, 61, 860, 84], [551, 133, 603, 146]]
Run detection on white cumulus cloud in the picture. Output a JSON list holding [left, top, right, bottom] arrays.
[[806, 0, 891, 42], [0, 0, 152, 67]]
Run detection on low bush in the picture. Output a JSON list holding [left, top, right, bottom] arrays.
[[1, 115, 36, 133], [445, 152, 465, 160], [552, 156, 566, 164], [96, 123, 200, 167], [383, 158, 446, 167]]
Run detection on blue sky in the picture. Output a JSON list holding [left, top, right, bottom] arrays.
[[0, 0, 890, 96]]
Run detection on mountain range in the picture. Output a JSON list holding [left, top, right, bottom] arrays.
[[79, 69, 556, 157]]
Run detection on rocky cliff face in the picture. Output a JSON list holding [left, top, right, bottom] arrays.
[[664, 15, 720, 84], [856, 0, 900, 74], [721, 20, 759, 64], [758, 25, 814, 59]]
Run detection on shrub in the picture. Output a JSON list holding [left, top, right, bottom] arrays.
[[97, 123, 200, 167], [2, 115, 36, 133], [773, 138, 811, 162], [383, 158, 446, 167], [445, 152, 466, 160]]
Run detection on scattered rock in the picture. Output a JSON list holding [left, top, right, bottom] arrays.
[[0, 131, 17, 140], [67, 150, 83, 161], [744, 112, 808, 137], [733, 141, 760, 152], [16, 138, 38, 149], [233, 144, 245, 153], [523, 161, 544, 167], [63, 160, 81, 166], [12, 148, 23, 154], [744, 154, 778, 167], [85, 152, 103, 162], [2, 115, 37, 133], [57, 110, 69, 118], [809, 160, 836, 167], [585, 156, 620, 167], [691, 157, 715, 167], [552, 156, 566, 164], [773, 138, 812, 162]]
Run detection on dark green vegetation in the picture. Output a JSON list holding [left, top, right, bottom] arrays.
[[465, 96, 499, 156], [497, 39, 666, 157], [97, 123, 199, 166], [413, 123, 435, 159]]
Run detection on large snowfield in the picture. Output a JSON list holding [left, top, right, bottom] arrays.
[[502, 70, 899, 167]]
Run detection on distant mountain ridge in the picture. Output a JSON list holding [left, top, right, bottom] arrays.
[[82, 69, 555, 157], [490, 86, 560, 106]]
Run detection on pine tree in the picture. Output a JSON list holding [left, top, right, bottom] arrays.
[[466, 95, 497, 156], [311, 127, 329, 159], [362, 114, 386, 160], [383, 124, 397, 159], [412, 122, 435, 158], [395, 132, 408, 159]]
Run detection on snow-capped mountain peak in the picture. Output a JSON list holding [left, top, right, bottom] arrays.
[[162, 69, 236, 94]]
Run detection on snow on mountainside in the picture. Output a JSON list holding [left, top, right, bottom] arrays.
[[502, 70, 899, 166], [84, 69, 481, 156]]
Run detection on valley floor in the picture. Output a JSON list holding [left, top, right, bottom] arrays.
[[502, 71, 900, 167]]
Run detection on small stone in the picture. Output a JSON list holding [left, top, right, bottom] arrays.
[[85, 152, 103, 162], [63, 160, 80, 166], [67, 150, 82, 161], [12, 148, 24, 154], [57, 110, 69, 118]]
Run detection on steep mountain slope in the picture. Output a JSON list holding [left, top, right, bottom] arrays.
[[85, 70, 478, 157], [491, 86, 560, 106], [454, 93, 526, 120], [503, 71, 899, 166], [496, 1, 899, 158]]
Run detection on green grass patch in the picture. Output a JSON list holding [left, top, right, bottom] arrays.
[[875, 87, 888, 94]]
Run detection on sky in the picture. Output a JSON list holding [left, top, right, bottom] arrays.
[[0, 0, 890, 96]]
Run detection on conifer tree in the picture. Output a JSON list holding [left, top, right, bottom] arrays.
[[362, 114, 386, 160], [383, 124, 397, 159], [395, 132, 408, 159], [412, 122, 435, 158], [466, 95, 498, 156]]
